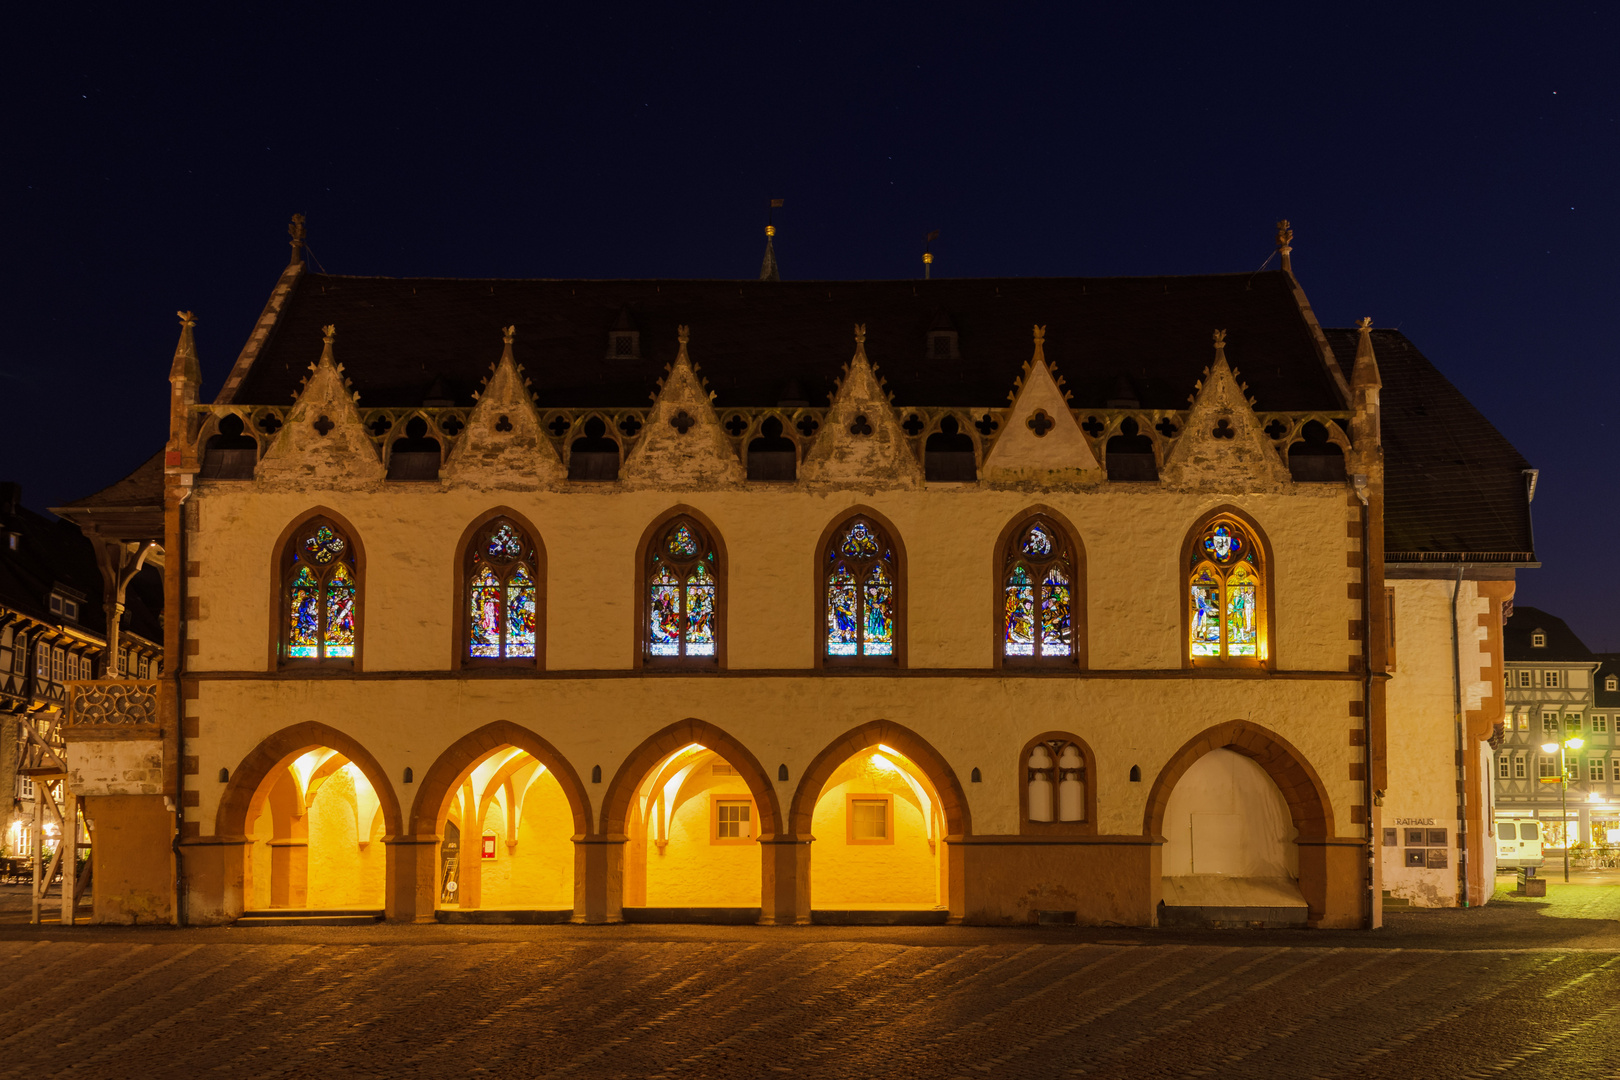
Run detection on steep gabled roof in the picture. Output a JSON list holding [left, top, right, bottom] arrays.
[[1323, 328, 1535, 563], [1504, 606, 1591, 663], [227, 270, 1348, 413], [51, 451, 165, 542]]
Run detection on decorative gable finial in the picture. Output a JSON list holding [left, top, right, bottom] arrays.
[[678, 324, 690, 347], [170, 309, 201, 385], [289, 213, 307, 266], [1275, 219, 1293, 274], [1212, 328, 1227, 363], [1032, 324, 1047, 364], [322, 324, 336, 346], [502, 324, 516, 346], [1352, 316, 1381, 390]]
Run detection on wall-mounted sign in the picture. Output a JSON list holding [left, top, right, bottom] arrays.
[[482, 833, 497, 860]]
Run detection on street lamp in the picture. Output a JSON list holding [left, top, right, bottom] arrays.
[[1541, 737, 1585, 882]]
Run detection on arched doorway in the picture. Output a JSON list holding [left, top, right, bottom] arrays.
[[410, 722, 590, 921], [1145, 721, 1338, 926], [603, 719, 781, 922], [792, 722, 969, 921], [245, 749, 385, 910], [217, 722, 402, 917]]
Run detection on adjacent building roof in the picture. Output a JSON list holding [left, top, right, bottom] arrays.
[[226, 270, 1349, 412], [1504, 606, 1592, 663], [1323, 329, 1535, 563], [51, 451, 166, 542], [0, 483, 162, 643], [1595, 655, 1620, 708]]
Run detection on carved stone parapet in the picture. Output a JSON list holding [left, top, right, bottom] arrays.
[[66, 679, 160, 727]]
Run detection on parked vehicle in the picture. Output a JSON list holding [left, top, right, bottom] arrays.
[[1496, 818, 1544, 869]]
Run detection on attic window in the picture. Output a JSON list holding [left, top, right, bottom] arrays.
[[6, 533, 17, 550], [608, 331, 640, 359], [1532, 631, 1546, 648], [1607, 675, 1617, 692], [927, 330, 959, 360], [49, 595, 61, 614]]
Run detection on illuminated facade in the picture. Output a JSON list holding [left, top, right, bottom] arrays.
[[62, 221, 1536, 927]]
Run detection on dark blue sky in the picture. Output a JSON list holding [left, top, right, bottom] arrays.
[[5, 5, 1616, 645]]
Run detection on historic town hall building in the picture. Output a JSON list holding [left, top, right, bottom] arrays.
[[60, 221, 1534, 927]]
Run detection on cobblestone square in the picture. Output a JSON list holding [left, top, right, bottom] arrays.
[[1, 880, 1617, 1079]]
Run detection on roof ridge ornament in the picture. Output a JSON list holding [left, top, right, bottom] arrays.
[[1212, 328, 1228, 365], [760, 198, 783, 281], [1275, 219, 1293, 275], [289, 213, 307, 266], [170, 309, 201, 385], [1032, 324, 1047, 365]]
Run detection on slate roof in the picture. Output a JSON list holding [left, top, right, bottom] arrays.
[[227, 270, 1348, 412], [52, 451, 165, 542], [1595, 655, 1620, 709], [0, 485, 162, 643], [1504, 607, 1592, 663], [1323, 329, 1535, 563]]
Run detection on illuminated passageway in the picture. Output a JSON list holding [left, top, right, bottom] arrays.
[[625, 743, 762, 909], [246, 748, 385, 909], [809, 745, 943, 909], [435, 748, 574, 911]]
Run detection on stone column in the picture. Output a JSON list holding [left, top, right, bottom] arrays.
[[573, 836, 624, 924], [759, 835, 812, 925], [383, 836, 439, 924]]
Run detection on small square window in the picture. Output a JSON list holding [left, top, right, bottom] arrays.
[[20, 775, 35, 799], [1545, 670, 1562, 689], [1607, 675, 1618, 692], [49, 596, 62, 614], [1532, 631, 1546, 647], [1518, 670, 1532, 688], [1593, 715, 1609, 733], [1567, 715, 1583, 732], [848, 797, 891, 843], [1542, 712, 1559, 733], [1538, 756, 1558, 778], [712, 798, 753, 844]]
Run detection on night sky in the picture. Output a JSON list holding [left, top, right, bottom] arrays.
[[6, 6, 1616, 645]]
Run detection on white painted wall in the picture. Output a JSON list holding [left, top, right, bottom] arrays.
[[1161, 749, 1297, 878]]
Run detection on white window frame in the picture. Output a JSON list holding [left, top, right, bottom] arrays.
[[1498, 755, 1511, 779], [49, 647, 63, 684], [1594, 715, 1609, 733], [1588, 757, 1606, 783], [1514, 755, 1527, 779], [1518, 670, 1533, 688], [1542, 712, 1559, 733], [1545, 670, 1562, 689]]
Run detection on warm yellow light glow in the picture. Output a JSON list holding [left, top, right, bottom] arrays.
[[878, 744, 900, 756], [1566, 737, 1585, 751], [1542, 742, 1559, 754], [869, 753, 898, 773]]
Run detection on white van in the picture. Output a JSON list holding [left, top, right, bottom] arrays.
[[1496, 818, 1544, 869]]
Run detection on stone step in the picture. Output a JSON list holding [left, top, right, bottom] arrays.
[[236, 909, 383, 927], [811, 909, 951, 926], [435, 909, 573, 925]]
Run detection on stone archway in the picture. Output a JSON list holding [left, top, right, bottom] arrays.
[[600, 719, 783, 924], [1143, 720, 1358, 926], [790, 720, 971, 920], [401, 721, 591, 920]]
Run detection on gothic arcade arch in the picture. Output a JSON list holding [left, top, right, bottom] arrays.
[[789, 721, 969, 838], [1143, 720, 1333, 845], [217, 721, 401, 839], [409, 721, 591, 838], [601, 719, 780, 839]]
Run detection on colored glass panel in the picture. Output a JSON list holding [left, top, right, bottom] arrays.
[[667, 523, 700, 557], [1202, 523, 1243, 565], [505, 564, 537, 658], [1190, 565, 1221, 656], [1004, 564, 1035, 656], [863, 563, 894, 655], [487, 522, 523, 561], [1040, 566, 1072, 656], [306, 525, 344, 564], [648, 562, 682, 656], [288, 565, 320, 658], [325, 562, 355, 657], [1022, 525, 1054, 558], [827, 564, 858, 655], [839, 521, 880, 558], [1226, 562, 1258, 656], [685, 563, 715, 656], [468, 565, 502, 658]]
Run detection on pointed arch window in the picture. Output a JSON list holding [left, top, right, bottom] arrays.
[[1003, 518, 1074, 661], [1187, 516, 1266, 664], [282, 518, 358, 663], [824, 516, 898, 662], [645, 517, 718, 663], [466, 518, 539, 661]]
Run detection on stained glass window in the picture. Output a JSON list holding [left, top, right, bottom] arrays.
[[645, 516, 720, 662], [283, 518, 358, 663], [1187, 517, 1265, 662], [464, 517, 541, 662], [1002, 517, 1074, 661], [825, 517, 899, 660]]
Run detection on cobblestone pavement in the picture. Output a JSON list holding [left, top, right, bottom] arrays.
[[0, 882, 1615, 1080]]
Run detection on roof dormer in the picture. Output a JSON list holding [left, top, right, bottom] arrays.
[[607, 307, 641, 360], [1531, 629, 1546, 648]]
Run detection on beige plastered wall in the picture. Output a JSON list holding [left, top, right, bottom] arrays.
[[1381, 577, 1497, 906], [180, 482, 1365, 911]]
